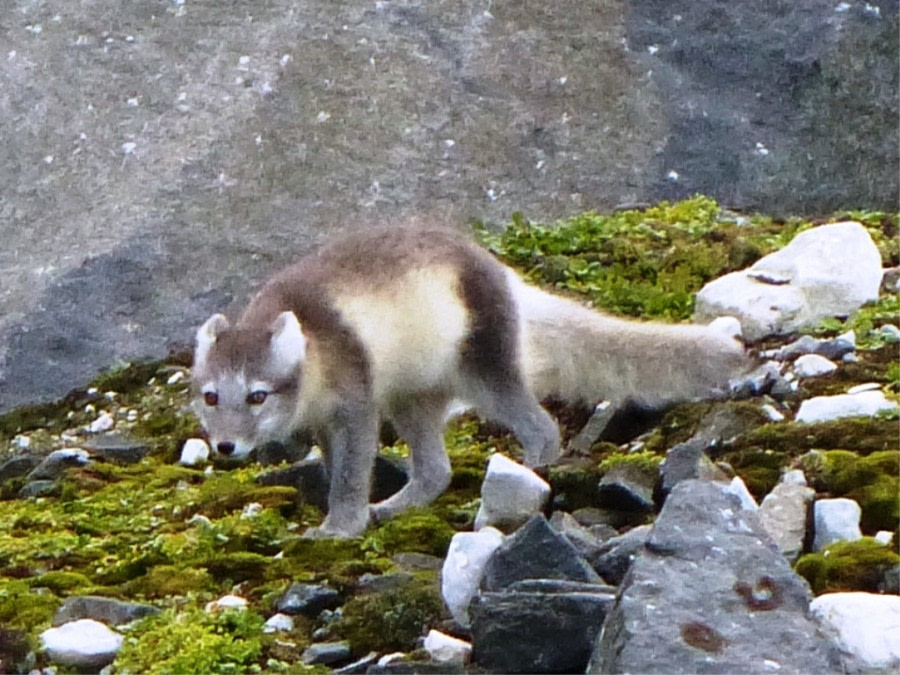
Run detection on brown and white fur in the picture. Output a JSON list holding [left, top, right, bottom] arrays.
[[192, 225, 748, 538]]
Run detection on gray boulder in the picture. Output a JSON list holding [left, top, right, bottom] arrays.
[[53, 596, 159, 627], [589, 480, 842, 674]]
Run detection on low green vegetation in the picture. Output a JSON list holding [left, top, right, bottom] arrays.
[[0, 198, 897, 670]]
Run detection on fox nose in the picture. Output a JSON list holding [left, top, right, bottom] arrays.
[[216, 442, 236, 456]]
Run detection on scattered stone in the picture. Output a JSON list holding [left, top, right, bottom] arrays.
[[796, 389, 898, 423], [597, 462, 655, 513], [18, 479, 58, 498], [474, 453, 550, 532], [471, 586, 615, 673], [589, 480, 843, 673], [723, 476, 758, 511], [0, 455, 41, 482], [53, 596, 159, 626], [302, 641, 351, 666], [480, 514, 602, 592], [40, 619, 124, 669], [758, 475, 814, 562], [874, 531, 894, 546], [357, 572, 414, 594], [27, 448, 90, 480], [732, 360, 789, 398], [263, 613, 295, 633], [588, 524, 652, 586], [179, 438, 210, 466], [810, 592, 900, 673], [441, 527, 504, 628], [276, 582, 341, 617], [659, 439, 728, 500], [763, 332, 856, 362], [760, 403, 785, 422], [88, 411, 115, 433], [846, 382, 882, 394], [204, 594, 247, 612], [549, 511, 608, 559], [391, 552, 443, 572], [333, 651, 379, 675], [423, 629, 471, 665], [793, 354, 838, 378], [566, 401, 615, 455], [879, 324, 900, 341], [814, 498, 863, 551], [82, 434, 150, 465], [695, 221, 883, 340]]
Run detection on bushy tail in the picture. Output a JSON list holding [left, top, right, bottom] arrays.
[[509, 273, 750, 409]]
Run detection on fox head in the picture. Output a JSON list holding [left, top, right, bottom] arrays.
[[191, 311, 307, 459]]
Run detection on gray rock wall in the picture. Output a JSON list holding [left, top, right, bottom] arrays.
[[1, 0, 896, 412]]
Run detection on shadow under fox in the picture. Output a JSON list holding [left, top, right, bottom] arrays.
[[192, 225, 749, 537]]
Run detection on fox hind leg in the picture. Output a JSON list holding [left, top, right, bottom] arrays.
[[371, 393, 452, 523]]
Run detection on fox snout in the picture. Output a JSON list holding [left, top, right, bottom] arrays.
[[215, 441, 236, 456]]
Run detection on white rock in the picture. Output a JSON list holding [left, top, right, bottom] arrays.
[[707, 315, 743, 340], [40, 619, 124, 669], [760, 404, 785, 422], [781, 469, 808, 487], [759, 479, 814, 562], [874, 531, 894, 546], [811, 593, 900, 672], [441, 527, 504, 628], [205, 595, 247, 612], [474, 453, 550, 531], [263, 613, 295, 633], [180, 438, 210, 466], [814, 498, 862, 551], [88, 411, 115, 433], [796, 390, 897, 423], [847, 382, 882, 394], [724, 476, 758, 511], [423, 629, 472, 665], [695, 222, 883, 340], [792, 354, 838, 378]]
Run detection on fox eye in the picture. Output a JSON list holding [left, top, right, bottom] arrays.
[[246, 390, 268, 405], [203, 391, 219, 407]]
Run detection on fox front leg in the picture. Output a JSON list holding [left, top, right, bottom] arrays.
[[303, 406, 378, 539]]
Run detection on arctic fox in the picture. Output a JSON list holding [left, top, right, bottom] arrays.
[[192, 225, 748, 538]]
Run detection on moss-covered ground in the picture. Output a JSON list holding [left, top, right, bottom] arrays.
[[0, 198, 897, 672]]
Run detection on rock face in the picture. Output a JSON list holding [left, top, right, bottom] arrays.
[[810, 592, 900, 673], [589, 480, 842, 674], [474, 453, 550, 532], [1, 1, 895, 414], [441, 527, 505, 628], [695, 222, 884, 340]]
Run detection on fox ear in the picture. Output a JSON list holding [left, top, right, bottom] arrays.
[[269, 311, 307, 372], [195, 314, 230, 366]]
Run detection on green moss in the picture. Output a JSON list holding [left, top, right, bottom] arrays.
[[203, 552, 273, 584], [0, 579, 60, 631], [737, 417, 897, 456], [598, 450, 663, 475], [722, 449, 789, 498], [125, 565, 217, 600], [28, 570, 92, 594], [335, 579, 445, 656], [365, 511, 455, 558], [116, 607, 265, 675], [795, 539, 900, 595]]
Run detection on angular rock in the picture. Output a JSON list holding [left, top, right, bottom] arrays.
[[597, 462, 655, 513], [480, 514, 602, 592], [793, 354, 838, 378], [549, 511, 609, 559], [179, 438, 210, 466], [589, 480, 842, 674], [27, 448, 90, 480], [796, 390, 897, 423], [474, 453, 550, 532], [441, 527, 504, 628], [423, 629, 471, 665], [0, 455, 41, 482], [263, 613, 294, 633], [53, 596, 159, 627], [724, 476, 759, 511], [758, 476, 814, 562], [276, 582, 342, 617], [18, 479, 59, 498], [764, 333, 856, 362], [82, 434, 150, 465], [659, 438, 728, 500], [814, 498, 863, 551], [695, 222, 883, 340], [588, 524, 652, 586], [302, 641, 351, 666], [40, 619, 124, 670], [471, 587, 615, 674], [810, 592, 900, 673]]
